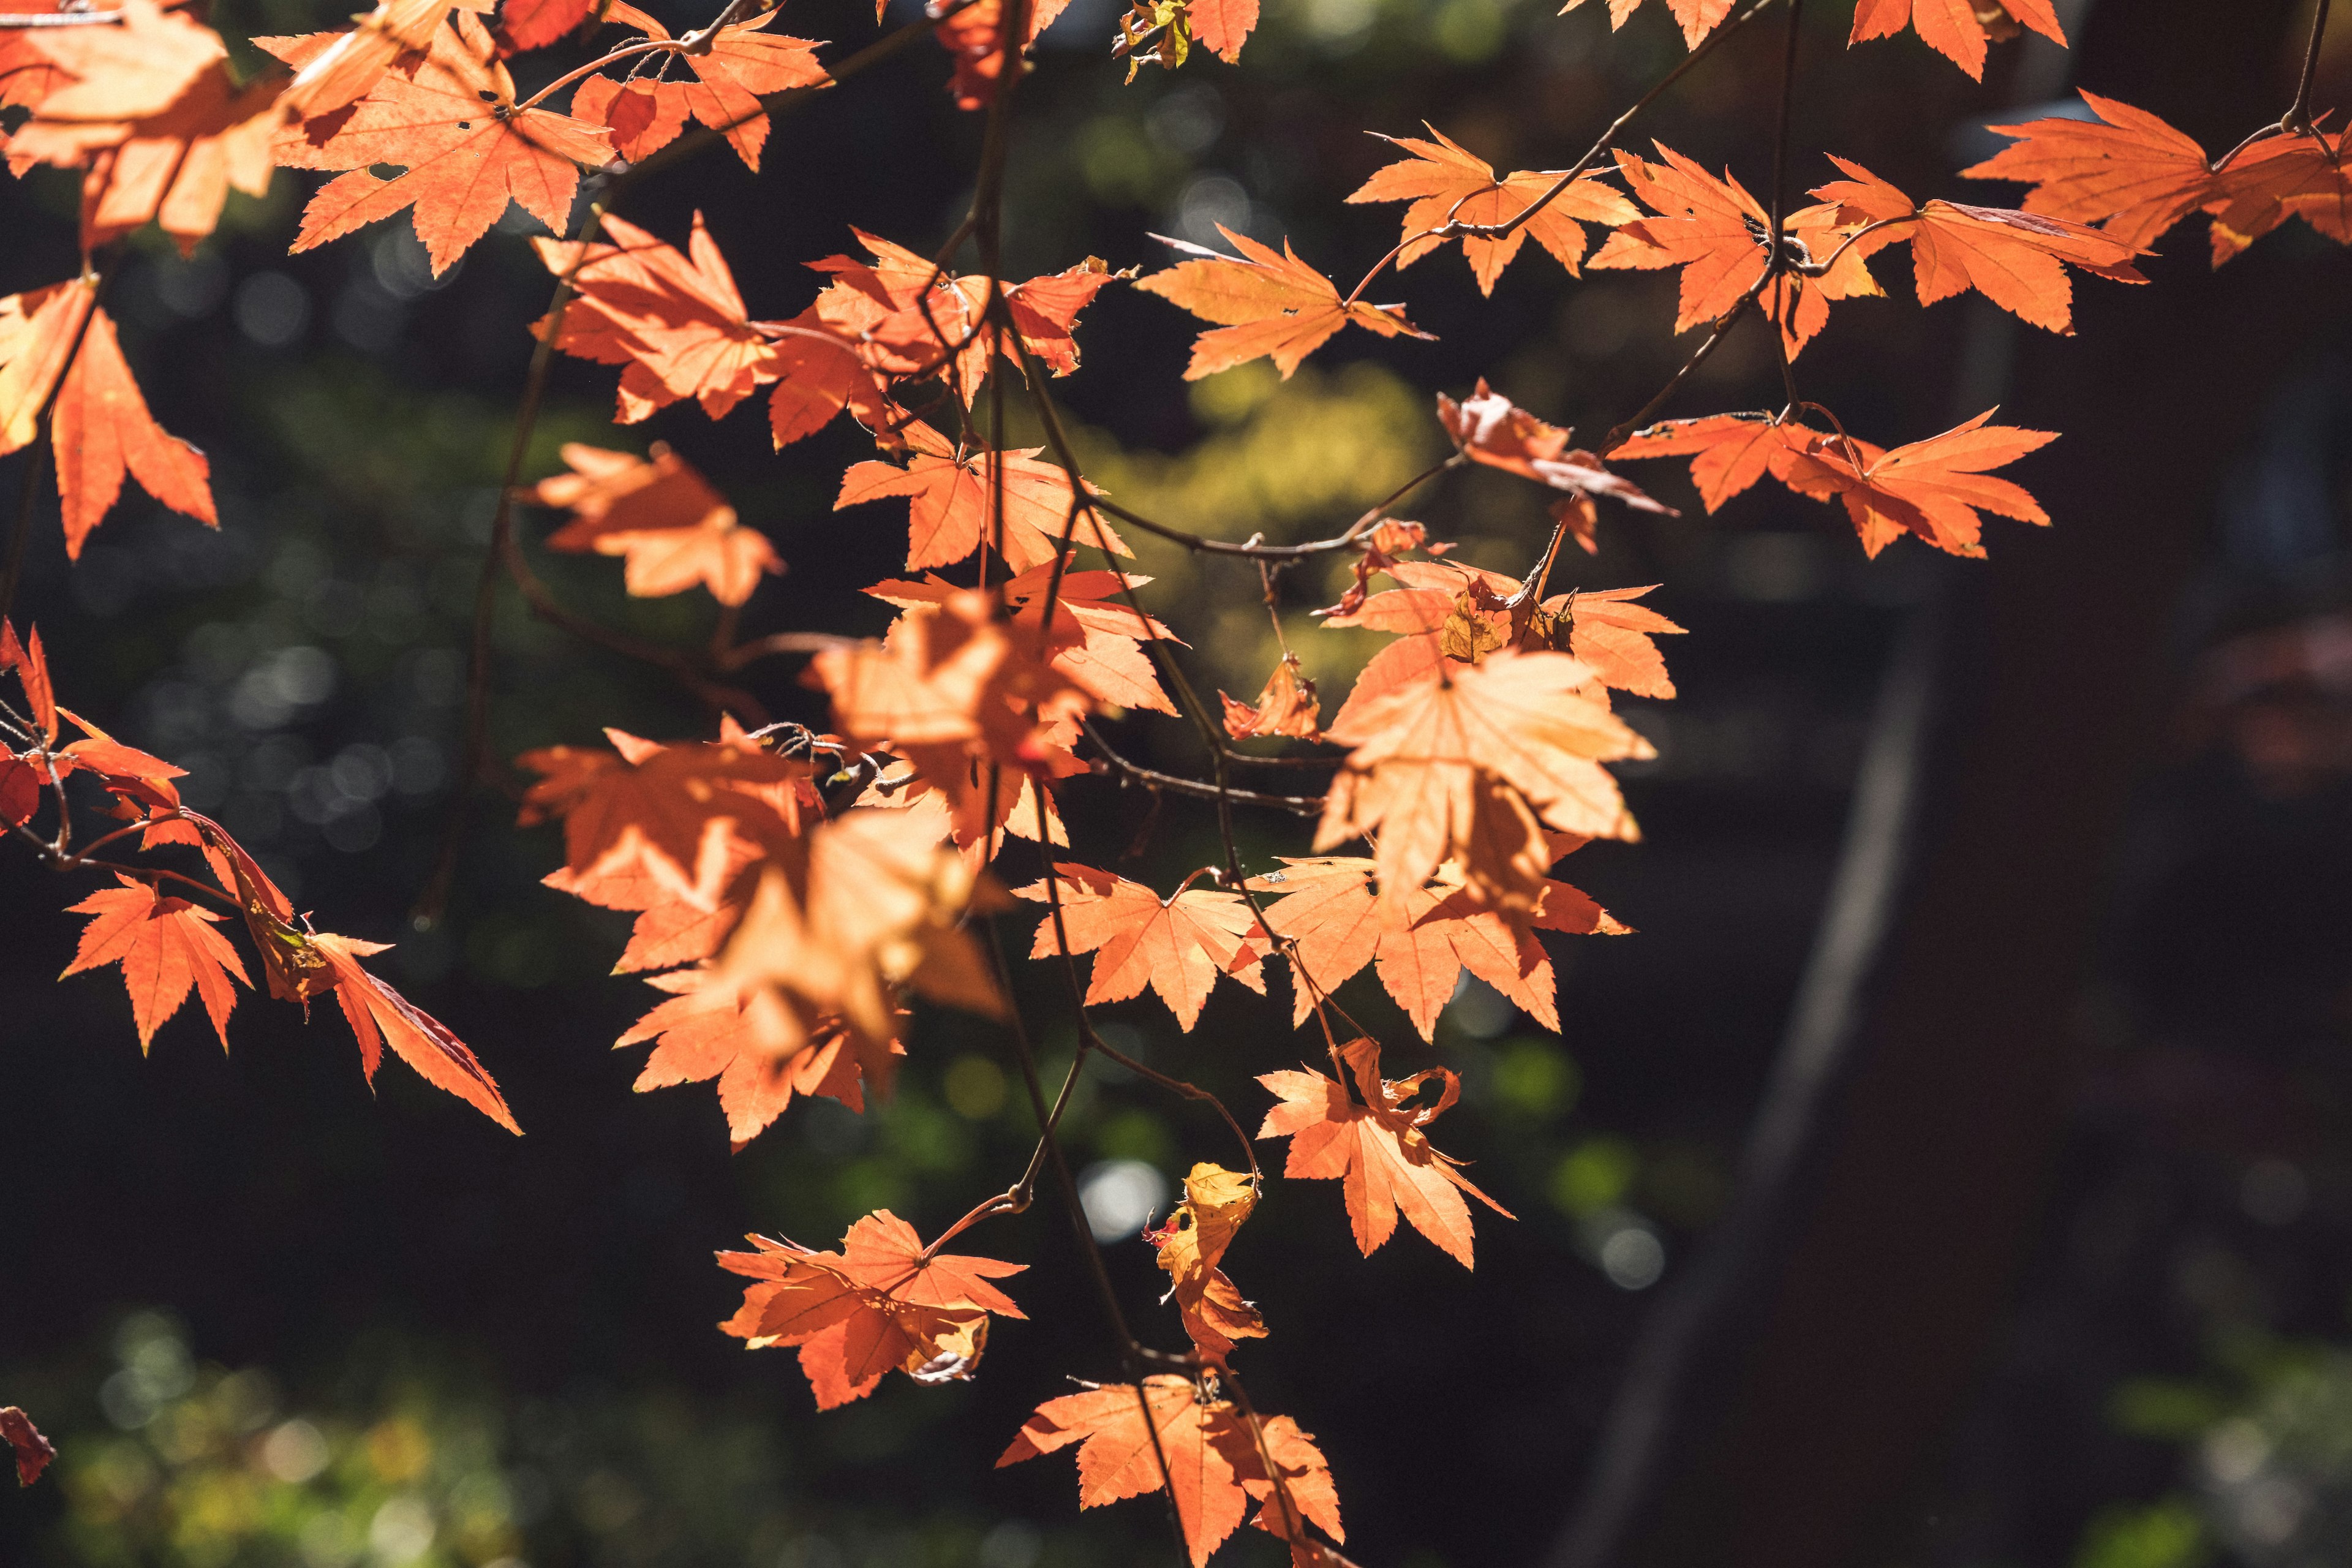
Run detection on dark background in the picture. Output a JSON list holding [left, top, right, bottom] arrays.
[[7, 1, 2352, 1565]]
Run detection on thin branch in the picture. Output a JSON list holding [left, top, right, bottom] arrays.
[[2289, 0, 2336, 132], [0, 9, 122, 23], [1093, 454, 1461, 559], [1083, 720, 1325, 815]]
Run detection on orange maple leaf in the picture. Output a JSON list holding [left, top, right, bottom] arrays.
[[1143, 1161, 1266, 1359], [582, 2, 828, 170], [515, 727, 813, 897], [1187, 0, 1260, 59], [998, 1375, 1343, 1567], [4, 0, 280, 255], [273, 0, 491, 121], [268, 12, 612, 275], [1221, 652, 1323, 741], [866, 557, 1179, 715], [1960, 90, 2222, 253], [1849, 0, 2067, 81], [1, 1407, 54, 1487], [1344, 127, 1640, 296], [836, 420, 1128, 573], [1258, 1036, 1509, 1265], [712, 807, 1008, 1087], [62, 876, 248, 1051], [2202, 128, 2352, 266], [718, 1210, 1024, 1407], [1252, 848, 1625, 1039], [0, 281, 216, 557], [803, 229, 1123, 407], [1810, 156, 2145, 333], [1016, 862, 1273, 1030], [525, 442, 782, 606], [620, 971, 889, 1148], [311, 930, 522, 1132], [1135, 226, 1431, 381], [1610, 411, 1811, 513], [1436, 379, 1671, 529], [1771, 409, 2056, 558], [497, 0, 596, 51], [0, 1, 78, 114], [1317, 647, 1650, 910], [1588, 145, 1882, 358]]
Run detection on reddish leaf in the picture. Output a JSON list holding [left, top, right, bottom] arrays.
[[1257, 1037, 1510, 1265], [1559, 0, 1736, 49], [500, 0, 598, 52], [1221, 653, 1322, 741], [597, 2, 828, 169], [1772, 409, 2056, 558], [1135, 226, 1431, 381], [62, 876, 247, 1050], [835, 420, 1128, 573], [1849, 0, 2065, 81], [866, 557, 1179, 715], [1144, 1161, 1265, 1358], [1014, 862, 1272, 1030], [1345, 127, 1640, 295], [527, 442, 782, 605], [312, 932, 521, 1132], [1961, 90, 2220, 252], [1, 1408, 54, 1487]]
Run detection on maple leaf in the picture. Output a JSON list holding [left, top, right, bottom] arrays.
[[268, 12, 612, 276], [62, 876, 247, 1051], [0, 1, 77, 113], [1188, 0, 1260, 59], [585, 2, 829, 170], [1, 1407, 54, 1487], [813, 587, 1091, 851], [1144, 1162, 1266, 1358], [1773, 409, 2056, 558], [1553, 585, 1685, 698], [1849, 0, 2067, 82], [1258, 1036, 1509, 1265], [1135, 226, 1431, 381], [298, 931, 521, 1132], [804, 230, 1123, 407], [1221, 653, 1322, 741], [1317, 648, 1650, 910], [4, 0, 280, 255], [620, 970, 891, 1148], [1588, 145, 1882, 358], [542, 803, 766, 974], [525, 442, 782, 606], [1016, 862, 1272, 1030], [1610, 411, 1814, 513], [835, 420, 1128, 573], [499, 0, 596, 52], [1436, 379, 1671, 537], [1960, 90, 2222, 253], [1252, 848, 1625, 1039], [1810, 156, 2146, 334], [0, 281, 216, 557], [516, 726, 812, 898], [719, 1210, 1024, 1406], [866, 557, 1179, 715], [273, 0, 492, 121], [1558, 0, 1736, 50], [933, 0, 1074, 111], [2202, 129, 2352, 266], [1344, 127, 1640, 295], [996, 1376, 1250, 1566], [712, 807, 1008, 1088]]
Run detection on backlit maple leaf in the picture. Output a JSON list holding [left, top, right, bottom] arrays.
[[1345, 127, 1639, 295], [866, 557, 1178, 715], [4, 0, 279, 255], [620, 970, 888, 1148], [1589, 145, 1882, 358], [516, 727, 813, 898], [998, 1375, 1340, 1567], [1222, 653, 1322, 740], [1437, 379, 1670, 530], [308, 930, 522, 1132], [719, 1210, 1023, 1406], [1771, 409, 2056, 558], [932, 0, 1073, 110], [498, 0, 596, 52], [1961, 90, 2222, 252], [0, 281, 216, 557], [1144, 1161, 1265, 1358], [1017, 862, 1273, 1030], [273, 0, 492, 120], [1610, 412, 1812, 513], [1849, 0, 2066, 81], [835, 420, 1128, 573], [1811, 156, 2144, 334], [1317, 647, 1650, 910], [584, 1, 829, 170], [62, 876, 247, 1051], [712, 807, 1008, 1087], [526, 442, 782, 606], [1253, 848, 1624, 1038], [1136, 226, 1431, 380], [1, 1408, 54, 1487], [0, 1, 77, 113], [268, 12, 612, 276], [1258, 1036, 1509, 1265], [2203, 129, 2352, 266]]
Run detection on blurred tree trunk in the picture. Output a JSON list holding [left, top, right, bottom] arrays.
[[1558, 2, 2352, 1564]]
